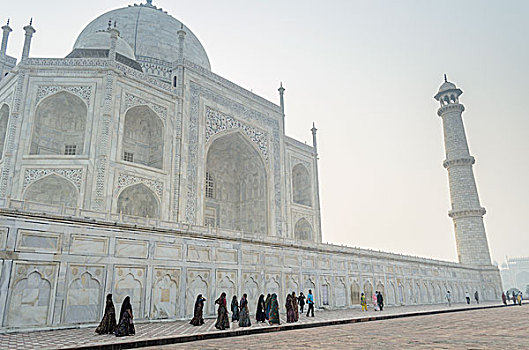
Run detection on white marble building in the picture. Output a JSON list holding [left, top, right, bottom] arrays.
[[0, 1, 500, 330]]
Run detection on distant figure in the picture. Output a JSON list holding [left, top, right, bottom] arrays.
[[115, 296, 135, 337], [501, 292, 507, 305], [361, 292, 368, 312], [377, 291, 384, 311], [265, 293, 271, 320], [238, 294, 251, 327], [190, 294, 206, 326], [298, 292, 306, 313], [517, 293, 522, 306], [306, 289, 315, 317], [214, 292, 230, 330], [512, 293, 517, 305], [292, 292, 299, 321], [474, 291, 479, 304], [95, 293, 116, 335], [256, 294, 266, 322], [230, 295, 239, 322], [372, 292, 378, 311], [269, 293, 280, 325], [445, 291, 451, 307], [506, 291, 510, 301], [465, 291, 471, 304], [286, 293, 295, 323]]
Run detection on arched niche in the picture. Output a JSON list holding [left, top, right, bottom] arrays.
[[294, 218, 313, 241], [122, 105, 164, 169], [204, 131, 267, 235], [117, 183, 159, 218], [30, 91, 87, 155], [0, 104, 9, 159], [24, 174, 78, 207], [292, 163, 312, 206]]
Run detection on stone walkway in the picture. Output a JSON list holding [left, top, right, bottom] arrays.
[[153, 303, 528, 349], [0, 302, 509, 349]]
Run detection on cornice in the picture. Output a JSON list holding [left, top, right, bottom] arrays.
[[443, 156, 475, 168], [449, 207, 486, 218], [437, 103, 464, 116]]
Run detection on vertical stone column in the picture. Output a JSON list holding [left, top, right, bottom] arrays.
[[0, 20, 12, 56], [21, 20, 35, 61], [434, 77, 492, 266], [311, 123, 323, 243]]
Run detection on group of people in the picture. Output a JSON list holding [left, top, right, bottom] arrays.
[[360, 291, 384, 311], [95, 294, 135, 337], [502, 291, 523, 305], [190, 290, 315, 330]]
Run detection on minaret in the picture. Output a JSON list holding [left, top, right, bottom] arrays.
[[278, 82, 285, 130], [108, 20, 119, 62], [434, 76, 492, 266], [1, 19, 12, 56], [21, 19, 35, 61], [311, 122, 323, 243], [0, 19, 15, 82]]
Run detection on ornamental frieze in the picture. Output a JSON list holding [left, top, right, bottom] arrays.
[[36, 85, 92, 105], [124, 93, 168, 121], [116, 173, 163, 199]]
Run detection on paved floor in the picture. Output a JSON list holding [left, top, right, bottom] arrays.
[[149, 304, 528, 350], [0, 302, 516, 349]]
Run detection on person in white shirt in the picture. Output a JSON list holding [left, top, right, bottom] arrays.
[[465, 291, 471, 304]]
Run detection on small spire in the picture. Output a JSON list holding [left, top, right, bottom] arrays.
[[29, 18, 33, 26], [147, 0, 153, 5], [114, 20, 117, 28], [444, 73, 447, 82], [108, 18, 112, 30], [6, 19, 9, 26], [181, 23, 184, 30]]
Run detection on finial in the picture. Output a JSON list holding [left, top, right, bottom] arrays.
[[444, 73, 447, 82], [29, 18, 33, 26], [6, 19, 9, 26], [108, 18, 112, 30], [181, 23, 183, 30], [147, 0, 153, 5], [114, 20, 117, 28]]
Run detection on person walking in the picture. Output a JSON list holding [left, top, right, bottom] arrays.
[[512, 293, 517, 305], [265, 293, 271, 320], [286, 293, 295, 323], [361, 292, 367, 312], [214, 292, 230, 330], [238, 294, 251, 327], [474, 291, 479, 304], [95, 294, 117, 335], [115, 296, 135, 337], [298, 292, 306, 313], [269, 293, 280, 325], [506, 291, 510, 301], [517, 292, 522, 305], [501, 292, 507, 305], [445, 291, 452, 307], [230, 295, 239, 322], [465, 291, 471, 304], [306, 289, 315, 317], [256, 294, 266, 323], [372, 292, 378, 311], [377, 291, 384, 311], [190, 294, 206, 326]]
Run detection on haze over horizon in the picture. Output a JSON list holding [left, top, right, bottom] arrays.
[[2, 0, 527, 265]]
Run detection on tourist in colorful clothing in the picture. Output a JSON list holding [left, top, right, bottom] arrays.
[[214, 292, 230, 330], [238, 294, 251, 327], [269, 293, 280, 325], [264, 293, 271, 320], [230, 295, 239, 322], [306, 289, 315, 317], [361, 292, 367, 311]]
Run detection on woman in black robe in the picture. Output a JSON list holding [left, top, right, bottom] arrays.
[[264, 293, 271, 320], [285, 294, 295, 323], [214, 292, 230, 330], [256, 294, 266, 322], [95, 294, 116, 334], [231, 295, 239, 322], [190, 294, 206, 326], [238, 294, 251, 327], [114, 296, 135, 337]]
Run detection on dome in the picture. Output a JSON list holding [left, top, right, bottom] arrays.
[[74, 31, 136, 60], [438, 81, 456, 93], [74, 2, 210, 71]]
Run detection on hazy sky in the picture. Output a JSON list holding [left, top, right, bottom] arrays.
[[2, 0, 528, 264]]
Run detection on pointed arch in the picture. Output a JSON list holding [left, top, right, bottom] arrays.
[[122, 105, 164, 169], [294, 218, 313, 241], [117, 183, 159, 218], [350, 281, 360, 305], [292, 163, 312, 206], [30, 91, 87, 155], [0, 104, 9, 159], [204, 130, 268, 235], [24, 174, 78, 207]]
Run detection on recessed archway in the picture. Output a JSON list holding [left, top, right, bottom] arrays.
[[24, 174, 78, 207], [204, 131, 268, 235], [292, 163, 312, 206], [294, 218, 313, 241], [0, 104, 9, 159], [117, 183, 159, 218]]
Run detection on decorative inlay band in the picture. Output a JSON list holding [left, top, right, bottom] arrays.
[[36, 85, 92, 105], [124, 93, 167, 121], [443, 156, 475, 168], [448, 207, 486, 218], [24, 168, 83, 191], [206, 107, 268, 159], [437, 103, 465, 116]]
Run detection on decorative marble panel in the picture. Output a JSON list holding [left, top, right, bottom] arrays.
[[242, 251, 260, 265], [0, 227, 7, 250], [151, 268, 180, 319], [264, 272, 281, 297], [216, 270, 237, 304], [265, 254, 281, 266], [154, 242, 182, 260], [286, 274, 299, 293], [186, 269, 210, 317], [206, 107, 268, 159], [116, 173, 163, 199], [36, 85, 92, 105], [64, 265, 105, 323], [7, 262, 58, 327], [23, 168, 83, 191], [15, 230, 61, 254], [69, 235, 109, 256], [114, 266, 146, 319], [115, 238, 149, 259], [187, 245, 211, 262], [285, 255, 299, 267], [303, 256, 315, 269], [215, 248, 237, 263], [242, 272, 260, 311]]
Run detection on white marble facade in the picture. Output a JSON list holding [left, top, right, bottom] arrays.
[[0, 2, 501, 330]]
